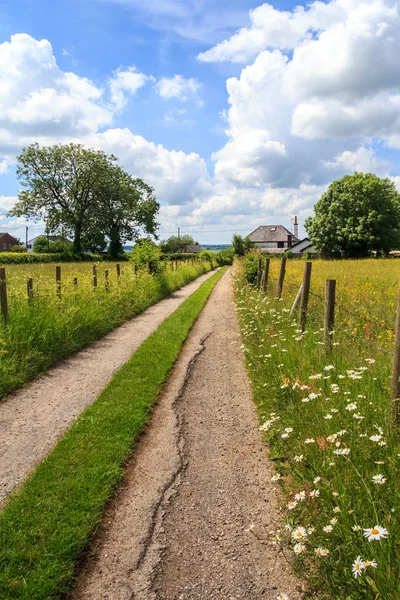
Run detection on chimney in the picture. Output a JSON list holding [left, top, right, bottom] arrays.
[[287, 233, 292, 248], [294, 216, 299, 240]]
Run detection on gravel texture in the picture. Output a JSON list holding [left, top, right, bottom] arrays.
[[0, 270, 216, 505], [72, 270, 305, 600]]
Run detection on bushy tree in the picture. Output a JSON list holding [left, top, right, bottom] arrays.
[[93, 168, 159, 259], [305, 173, 400, 258], [33, 236, 74, 254], [130, 238, 164, 274], [160, 234, 197, 253], [232, 233, 253, 256], [232, 234, 245, 256], [10, 143, 159, 257], [10, 244, 26, 253]]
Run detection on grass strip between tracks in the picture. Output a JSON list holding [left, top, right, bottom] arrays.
[[0, 267, 227, 600]]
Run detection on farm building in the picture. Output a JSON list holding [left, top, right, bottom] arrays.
[[26, 235, 71, 252], [0, 232, 19, 252], [179, 244, 203, 254], [290, 237, 319, 258], [248, 225, 299, 253]]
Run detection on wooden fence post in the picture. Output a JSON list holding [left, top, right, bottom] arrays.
[[56, 266, 61, 299], [290, 283, 303, 317], [390, 282, 400, 426], [298, 261, 312, 332], [134, 264, 138, 277], [257, 258, 262, 290], [0, 267, 8, 323], [27, 278, 33, 304], [324, 279, 336, 351], [116, 263, 121, 278], [73, 277, 78, 290], [276, 256, 287, 299], [105, 269, 109, 292], [93, 265, 97, 289], [262, 258, 270, 294]]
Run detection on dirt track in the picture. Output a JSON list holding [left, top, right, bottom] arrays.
[[0, 270, 216, 505], [72, 270, 304, 600]]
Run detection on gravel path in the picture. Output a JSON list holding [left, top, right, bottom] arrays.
[[0, 270, 216, 505], [72, 270, 305, 600]]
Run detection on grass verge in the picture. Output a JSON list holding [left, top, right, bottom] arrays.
[[0, 267, 227, 600], [234, 259, 399, 600], [0, 260, 213, 399]]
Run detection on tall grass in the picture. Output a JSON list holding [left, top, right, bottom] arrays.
[[0, 260, 213, 399], [234, 258, 400, 600]]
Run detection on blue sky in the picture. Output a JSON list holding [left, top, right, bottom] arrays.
[[0, 0, 400, 243]]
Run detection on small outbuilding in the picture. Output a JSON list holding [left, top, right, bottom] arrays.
[[179, 244, 203, 254], [0, 232, 19, 252], [289, 237, 319, 258]]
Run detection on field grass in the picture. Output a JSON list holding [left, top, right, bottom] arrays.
[[0, 259, 213, 399], [234, 257, 400, 600], [0, 267, 227, 600]]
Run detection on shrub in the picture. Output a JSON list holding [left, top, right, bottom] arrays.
[[216, 247, 234, 266]]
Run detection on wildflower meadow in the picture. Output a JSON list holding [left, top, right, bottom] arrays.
[[234, 257, 400, 600]]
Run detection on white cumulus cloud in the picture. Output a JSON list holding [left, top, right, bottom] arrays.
[[156, 75, 202, 101], [110, 66, 151, 111]]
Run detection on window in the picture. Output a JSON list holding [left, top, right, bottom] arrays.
[[277, 241, 284, 248], [270, 227, 276, 231], [2, 244, 6, 250]]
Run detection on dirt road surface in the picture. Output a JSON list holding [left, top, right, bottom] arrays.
[[0, 270, 216, 505], [72, 270, 304, 600]]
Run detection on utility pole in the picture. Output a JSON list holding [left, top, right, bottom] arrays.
[[25, 226, 28, 249], [178, 227, 180, 242]]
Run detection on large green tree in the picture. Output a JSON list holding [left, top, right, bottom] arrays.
[[305, 173, 400, 258], [9, 143, 159, 257], [11, 143, 117, 254], [91, 166, 159, 258]]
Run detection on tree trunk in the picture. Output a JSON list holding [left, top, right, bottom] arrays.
[[109, 226, 123, 259], [73, 222, 82, 255]]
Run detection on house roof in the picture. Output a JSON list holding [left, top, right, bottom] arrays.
[[248, 225, 298, 243], [290, 237, 311, 250], [0, 232, 18, 240], [180, 244, 203, 253]]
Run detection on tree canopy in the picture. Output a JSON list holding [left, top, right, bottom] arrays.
[[232, 233, 252, 256], [9, 143, 159, 257], [160, 234, 197, 253], [305, 173, 400, 258]]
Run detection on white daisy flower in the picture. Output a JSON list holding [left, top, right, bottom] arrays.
[[293, 543, 306, 554], [295, 491, 306, 502], [323, 525, 333, 533], [291, 526, 307, 540], [365, 559, 377, 568], [352, 556, 366, 578], [363, 526, 389, 541], [372, 474, 386, 485]]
